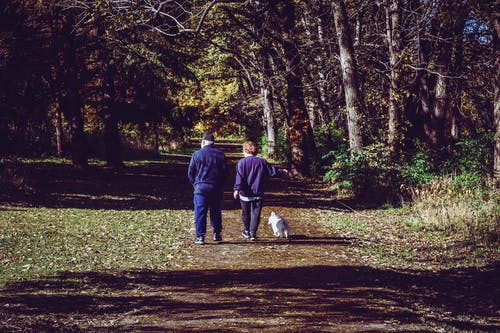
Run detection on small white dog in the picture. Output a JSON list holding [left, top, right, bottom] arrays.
[[268, 211, 291, 240]]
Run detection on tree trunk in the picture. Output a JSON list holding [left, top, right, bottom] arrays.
[[332, 0, 364, 152], [103, 107, 123, 168], [261, 51, 277, 157], [414, 3, 433, 146], [493, 12, 500, 178], [153, 121, 160, 155], [0, 115, 8, 156], [385, 0, 403, 157], [261, 82, 277, 158], [354, 11, 362, 47], [61, 16, 87, 169], [274, 0, 316, 177], [430, 0, 466, 150], [316, 15, 331, 126], [50, 13, 64, 158], [300, 7, 329, 129], [448, 5, 466, 143], [103, 76, 123, 168], [62, 92, 86, 168], [449, 36, 463, 143], [54, 103, 64, 157], [98, 20, 124, 169], [431, 74, 447, 149]]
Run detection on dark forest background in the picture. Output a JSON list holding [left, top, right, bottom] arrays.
[[0, 0, 498, 197]]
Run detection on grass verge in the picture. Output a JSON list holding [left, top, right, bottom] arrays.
[[0, 205, 192, 287], [320, 176, 499, 270]]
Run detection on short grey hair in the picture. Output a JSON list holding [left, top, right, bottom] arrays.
[[201, 139, 214, 147]]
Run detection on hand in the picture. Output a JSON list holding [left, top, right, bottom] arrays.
[[233, 190, 239, 200]]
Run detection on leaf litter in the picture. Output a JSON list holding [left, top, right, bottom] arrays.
[[0, 144, 498, 332]]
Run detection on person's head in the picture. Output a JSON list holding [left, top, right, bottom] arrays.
[[201, 133, 215, 147], [243, 140, 258, 156]]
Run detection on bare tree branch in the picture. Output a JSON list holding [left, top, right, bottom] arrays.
[[58, 0, 241, 36]]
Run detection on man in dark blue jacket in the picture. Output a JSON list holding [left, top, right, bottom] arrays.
[[233, 140, 288, 241], [188, 133, 227, 245]]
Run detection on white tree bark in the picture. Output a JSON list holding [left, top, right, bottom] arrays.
[[332, 0, 364, 152], [385, 0, 402, 155]]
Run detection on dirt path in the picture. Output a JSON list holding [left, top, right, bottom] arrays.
[[103, 142, 432, 332]]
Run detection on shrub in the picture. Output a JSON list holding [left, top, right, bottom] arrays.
[[314, 123, 345, 160], [402, 149, 434, 187], [260, 126, 290, 163], [443, 134, 493, 175], [0, 158, 30, 195], [323, 143, 404, 202]]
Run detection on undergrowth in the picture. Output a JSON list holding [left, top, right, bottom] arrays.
[[322, 175, 498, 269], [406, 175, 498, 246]]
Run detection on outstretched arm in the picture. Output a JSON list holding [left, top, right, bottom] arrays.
[[266, 161, 288, 178]]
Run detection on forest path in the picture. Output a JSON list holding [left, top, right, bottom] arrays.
[[124, 142, 428, 332], [176, 141, 354, 271]]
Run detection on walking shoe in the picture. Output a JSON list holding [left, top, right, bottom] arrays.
[[195, 236, 205, 245], [213, 232, 223, 242], [250, 233, 258, 241], [241, 230, 250, 239]]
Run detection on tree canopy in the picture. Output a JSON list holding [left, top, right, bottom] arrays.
[[0, 0, 498, 179]]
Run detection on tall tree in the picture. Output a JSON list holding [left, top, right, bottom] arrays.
[[97, 17, 124, 169], [384, 0, 403, 157], [492, 2, 500, 178], [261, 51, 277, 157], [60, 13, 87, 168], [272, 0, 316, 177], [332, 0, 364, 152], [429, 0, 467, 150]]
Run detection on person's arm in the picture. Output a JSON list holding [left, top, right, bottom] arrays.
[[265, 160, 288, 177], [233, 161, 243, 199], [187, 154, 197, 185]]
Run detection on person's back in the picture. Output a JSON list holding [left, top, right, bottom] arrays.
[[189, 145, 227, 194], [235, 155, 280, 198]]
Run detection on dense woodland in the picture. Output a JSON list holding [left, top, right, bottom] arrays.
[[0, 0, 499, 187]]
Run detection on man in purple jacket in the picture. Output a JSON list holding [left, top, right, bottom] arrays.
[[233, 140, 288, 241], [188, 133, 227, 245]]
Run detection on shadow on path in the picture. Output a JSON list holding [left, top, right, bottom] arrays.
[[0, 264, 498, 332]]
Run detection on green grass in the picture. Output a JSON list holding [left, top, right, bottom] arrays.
[[0, 205, 192, 287], [328, 217, 369, 235]]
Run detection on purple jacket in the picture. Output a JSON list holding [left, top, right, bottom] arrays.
[[234, 155, 283, 197]]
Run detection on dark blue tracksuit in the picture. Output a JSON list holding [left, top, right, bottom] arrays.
[[188, 145, 227, 237], [234, 155, 283, 236]]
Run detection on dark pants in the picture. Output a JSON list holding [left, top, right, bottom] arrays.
[[194, 193, 223, 237], [240, 199, 263, 236]]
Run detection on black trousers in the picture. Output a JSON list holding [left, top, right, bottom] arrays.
[[240, 199, 263, 236]]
